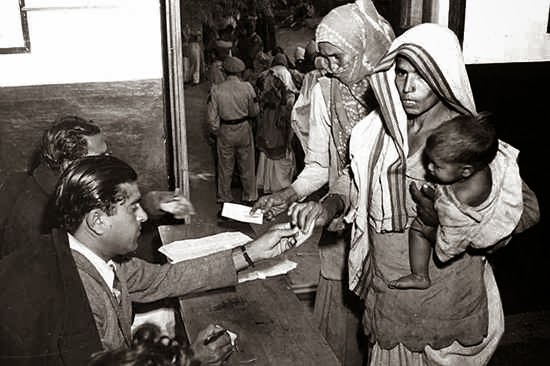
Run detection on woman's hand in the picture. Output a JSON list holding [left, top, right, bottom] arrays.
[[250, 187, 298, 220], [245, 225, 300, 263], [288, 201, 329, 234], [190, 324, 233, 365], [409, 182, 438, 227]]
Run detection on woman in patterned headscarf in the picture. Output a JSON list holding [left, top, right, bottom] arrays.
[[252, 1, 394, 364], [298, 23, 539, 365]]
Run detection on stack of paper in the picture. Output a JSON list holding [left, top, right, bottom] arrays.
[[159, 231, 253, 263]]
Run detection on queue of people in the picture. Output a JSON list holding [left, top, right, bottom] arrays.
[[0, 0, 541, 365]]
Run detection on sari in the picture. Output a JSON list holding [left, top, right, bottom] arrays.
[[347, 23, 503, 365]]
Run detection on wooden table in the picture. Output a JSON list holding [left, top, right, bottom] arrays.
[[158, 223, 338, 366]]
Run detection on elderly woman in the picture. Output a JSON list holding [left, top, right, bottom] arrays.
[[293, 23, 540, 365], [252, 1, 394, 364]]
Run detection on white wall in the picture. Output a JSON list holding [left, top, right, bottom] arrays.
[[0, 0, 162, 87], [428, 0, 550, 64], [463, 0, 550, 64]]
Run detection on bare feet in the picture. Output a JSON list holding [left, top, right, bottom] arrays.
[[388, 273, 431, 289]]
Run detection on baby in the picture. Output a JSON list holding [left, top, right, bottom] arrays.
[[389, 112, 524, 289]]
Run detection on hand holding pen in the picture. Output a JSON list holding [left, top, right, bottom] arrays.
[[192, 324, 234, 365], [203, 325, 228, 345]]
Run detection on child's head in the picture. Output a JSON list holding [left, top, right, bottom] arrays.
[[424, 112, 498, 184], [88, 323, 186, 366]]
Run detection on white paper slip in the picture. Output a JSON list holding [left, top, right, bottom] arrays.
[[159, 231, 252, 263], [221, 202, 263, 224], [237, 259, 298, 283]]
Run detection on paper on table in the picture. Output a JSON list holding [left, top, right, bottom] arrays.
[[237, 259, 298, 283], [221, 202, 263, 224], [159, 231, 252, 263]]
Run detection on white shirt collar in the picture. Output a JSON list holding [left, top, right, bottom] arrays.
[[68, 233, 116, 291]]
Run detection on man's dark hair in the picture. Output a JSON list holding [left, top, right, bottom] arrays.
[[41, 115, 101, 172], [88, 322, 194, 366], [55, 155, 137, 233]]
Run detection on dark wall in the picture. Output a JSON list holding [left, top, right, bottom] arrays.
[[467, 61, 549, 314], [0, 79, 169, 194]]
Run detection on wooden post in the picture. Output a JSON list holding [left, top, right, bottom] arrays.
[[164, 0, 191, 221]]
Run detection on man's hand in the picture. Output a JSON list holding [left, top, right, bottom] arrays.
[[246, 225, 300, 263], [158, 188, 196, 219], [409, 182, 438, 227], [287, 201, 329, 234], [250, 187, 298, 220], [191, 324, 233, 365]]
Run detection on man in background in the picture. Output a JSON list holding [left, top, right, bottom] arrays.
[[0, 115, 191, 258], [208, 56, 259, 207]]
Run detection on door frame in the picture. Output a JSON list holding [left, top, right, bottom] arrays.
[[163, 0, 189, 202]]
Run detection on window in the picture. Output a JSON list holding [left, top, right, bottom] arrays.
[[0, 0, 30, 53]]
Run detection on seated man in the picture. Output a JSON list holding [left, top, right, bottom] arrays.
[[1, 115, 192, 258], [0, 155, 299, 365]]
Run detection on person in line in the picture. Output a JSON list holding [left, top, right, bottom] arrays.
[[207, 25, 235, 85], [208, 56, 259, 206], [255, 53, 299, 195], [289, 23, 539, 365], [389, 112, 524, 289], [251, 1, 394, 364], [0, 155, 300, 365], [235, 19, 263, 71], [188, 30, 206, 86], [290, 40, 324, 174], [256, 3, 277, 55], [0, 116, 192, 258]]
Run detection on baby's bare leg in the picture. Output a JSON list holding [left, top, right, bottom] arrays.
[[388, 230, 431, 289]]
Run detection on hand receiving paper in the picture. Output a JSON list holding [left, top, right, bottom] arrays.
[[269, 222, 314, 252]]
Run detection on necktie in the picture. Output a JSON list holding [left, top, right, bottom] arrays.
[[109, 263, 122, 304]]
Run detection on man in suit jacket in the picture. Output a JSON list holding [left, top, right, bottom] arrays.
[[8, 154, 297, 365]]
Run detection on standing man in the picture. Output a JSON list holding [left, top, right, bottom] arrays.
[[0, 155, 299, 365], [208, 56, 259, 206]]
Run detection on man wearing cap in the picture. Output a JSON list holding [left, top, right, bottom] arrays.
[[207, 56, 259, 206]]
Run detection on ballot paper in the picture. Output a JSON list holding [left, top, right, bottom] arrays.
[[221, 202, 263, 224], [237, 259, 298, 283], [159, 231, 253, 263]]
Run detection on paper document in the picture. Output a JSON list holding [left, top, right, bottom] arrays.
[[221, 202, 263, 224], [159, 231, 253, 263], [238, 259, 298, 283]]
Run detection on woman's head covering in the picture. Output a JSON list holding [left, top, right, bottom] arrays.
[[347, 24, 478, 295], [374, 23, 476, 116], [270, 65, 299, 94], [272, 53, 289, 68], [294, 46, 306, 61], [315, 0, 394, 80], [313, 0, 395, 169]]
